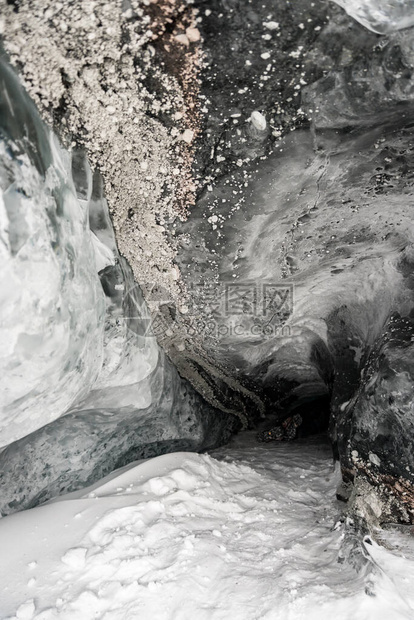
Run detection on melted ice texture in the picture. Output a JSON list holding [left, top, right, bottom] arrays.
[[332, 0, 414, 33], [1, 433, 414, 619]]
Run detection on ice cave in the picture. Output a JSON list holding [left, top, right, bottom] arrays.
[[1, 0, 414, 618]]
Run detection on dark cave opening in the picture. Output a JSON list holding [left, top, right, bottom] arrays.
[[289, 394, 331, 439], [255, 392, 332, 444]]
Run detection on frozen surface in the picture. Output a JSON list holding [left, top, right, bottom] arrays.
[[1, 432, 413, 619], [332, 0, 414, 33]]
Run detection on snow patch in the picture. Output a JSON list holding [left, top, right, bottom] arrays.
[[1, 434, 413, 618]]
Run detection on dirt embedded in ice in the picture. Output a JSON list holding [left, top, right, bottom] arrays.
[[0, 52, 239, 505], [1, 432, 413, 619], [0, 0, 199, 305]]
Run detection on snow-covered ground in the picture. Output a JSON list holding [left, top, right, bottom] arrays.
[[1, 432, 414, 620]]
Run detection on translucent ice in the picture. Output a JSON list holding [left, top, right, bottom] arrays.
[[0, 55, 236, 513], [332, 0, 414, 33], [0, 58, 106, 447]]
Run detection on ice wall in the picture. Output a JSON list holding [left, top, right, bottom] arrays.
[[0, 58, 106, 447], [0, 53, 237, 515]]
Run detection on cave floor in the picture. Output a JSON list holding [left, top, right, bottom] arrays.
[[1, 433, 413, 619]]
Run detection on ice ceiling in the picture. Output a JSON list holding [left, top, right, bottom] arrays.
[[1, 0, 414, 524]]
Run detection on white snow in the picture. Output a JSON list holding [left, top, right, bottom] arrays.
[[1, 433, 414, 619]]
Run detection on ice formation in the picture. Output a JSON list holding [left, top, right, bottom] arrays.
[[332, 0, 414, 33], [0, 59, 106, 447], [0, 53, 236, 515]]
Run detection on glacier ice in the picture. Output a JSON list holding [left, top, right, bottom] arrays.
[[0, 54, 237, 515], [332, 0, 414, 33], [0, 58, 106, 448]]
